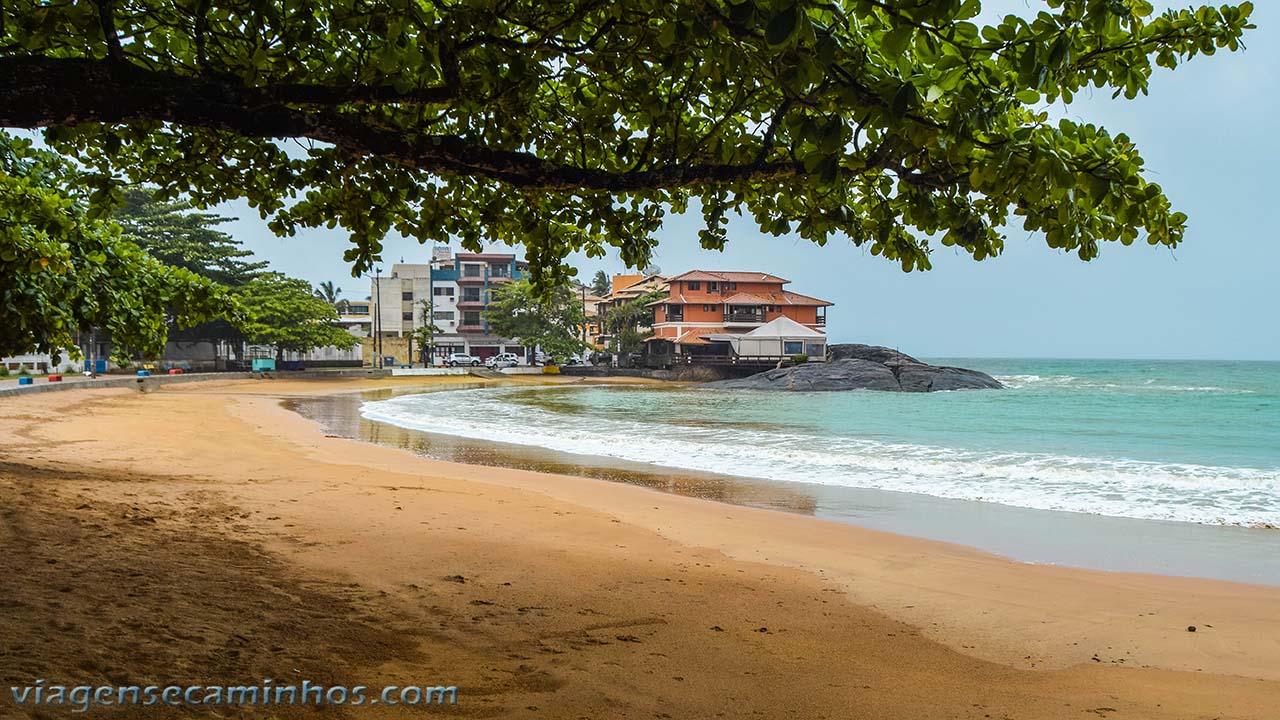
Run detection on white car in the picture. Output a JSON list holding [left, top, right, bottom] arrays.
[[485, 352, 520, 369], [446, 353, 481, 367]]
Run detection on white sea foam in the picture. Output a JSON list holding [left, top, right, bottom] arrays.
[[994, 373, 1253, 394], [361, 388, 1280, 528]]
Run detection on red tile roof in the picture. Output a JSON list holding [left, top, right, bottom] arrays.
[[668, 270, 789, 284], [644, 327, 737, 345], [720, 292, 773, 305], [651, 291, 832, 307]]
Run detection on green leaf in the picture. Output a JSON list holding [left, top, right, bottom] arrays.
[[890, 84, 914, 120], [765, 5, 798, 46], [1016, 89, 1040, 104]]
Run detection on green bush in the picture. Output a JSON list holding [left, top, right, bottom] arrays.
[[17, 364, 29, 375], [0, 366, 8, 377], [790, 354, 809, 364]]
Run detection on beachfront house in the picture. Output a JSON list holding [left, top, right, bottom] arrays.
[[592, 272, 670, 348], [643, 271, 832, 368]]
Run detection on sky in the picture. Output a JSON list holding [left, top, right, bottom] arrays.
[[216, 1, 1278, 360]]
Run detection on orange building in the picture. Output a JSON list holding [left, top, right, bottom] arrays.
[[646, 271, 832, 361]]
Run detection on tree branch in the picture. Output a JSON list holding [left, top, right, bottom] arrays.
[[95, 0, 124, 62], [0, 57, 809, 191]]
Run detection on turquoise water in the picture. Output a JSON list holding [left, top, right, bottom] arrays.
[[361, 360, 1280, 528]]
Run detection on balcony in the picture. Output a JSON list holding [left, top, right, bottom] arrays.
[[723, 311, 764, 325], [456, 297, 486, 309], [814, 315, 826, 326], [457, 324, 486, 333], [488, 275, 513, 283], [457, 274, 485, 284]]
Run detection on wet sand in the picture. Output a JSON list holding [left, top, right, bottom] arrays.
[[297, 385, 1280, 586], [2, 375, 1280, 719]]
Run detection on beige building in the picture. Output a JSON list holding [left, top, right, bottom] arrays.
[[370, 264, 432, 338]]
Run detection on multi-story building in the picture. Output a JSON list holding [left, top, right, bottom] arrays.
[[592, 272, 669, 347], [335, 300, 372, 337], [645, 270, 832, 365], [426, 248, 532, 362], [370, 263, 432, 339], [366, 248, 534, 364]]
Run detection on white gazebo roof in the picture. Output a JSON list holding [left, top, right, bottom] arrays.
[[741, 316, 825, 339]]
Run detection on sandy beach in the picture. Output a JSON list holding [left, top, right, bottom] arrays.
[[3, 375, 1279, 719]]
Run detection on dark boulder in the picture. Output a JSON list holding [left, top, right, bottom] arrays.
[[828, 343, 919, 365], [701, 346, 1002, 392], [703, 359, 901, 392], [890, 361, 1003, 392]]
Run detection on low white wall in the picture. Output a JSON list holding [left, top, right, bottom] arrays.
[[390, 367, 474, 377]]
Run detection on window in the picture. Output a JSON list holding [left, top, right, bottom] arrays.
[[726, 282, 737, 290], [490, 264, 510, 277], [402, 312, 414, 321], [783, 341, 804, 355], [708, 281, 718, 291], [433, 286, 454, 296], [687, 281, 700, 291], [805, 343, 825, 357], [433, 311, 455, 321], [702, 304, 717, 312], [401, 291, 413, 301], [462, 311, 481, 325], [667, 304, 684, 321], [462, 288, 481, 302], [463, 264, 482, 277]]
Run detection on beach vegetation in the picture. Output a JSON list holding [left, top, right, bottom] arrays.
[[0, 132, 237, 363], [605, 289, 667, 354], [483, 279, 587, 361], [411, 298, 444, 363], [791, 354, 809, 364], [590, 271, 611, 298], [232, 274, 360, 360], [0, 1, 1254, 286], [113, 188, 266, 288], [314, 280, 347, 313]]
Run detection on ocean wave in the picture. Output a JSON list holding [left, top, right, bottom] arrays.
[[994, 374, 1254, 394], [361, 388, 1280, 528]]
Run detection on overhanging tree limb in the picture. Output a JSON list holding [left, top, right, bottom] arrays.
[[0, 0, 1255, 283]]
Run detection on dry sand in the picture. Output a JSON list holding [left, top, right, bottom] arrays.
[[2, 375, 1278, 718]]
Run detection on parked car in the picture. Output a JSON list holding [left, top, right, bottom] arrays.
[[534, 351, 586, 366], [446, 353, 481, 367], [485, 352, 520, 369]]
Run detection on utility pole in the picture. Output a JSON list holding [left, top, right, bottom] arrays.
[[374, 268, 383, 368]]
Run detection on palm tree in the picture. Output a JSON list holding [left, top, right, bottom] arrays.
[[590, 270, 610, 296], [314, 280, 346, 312]]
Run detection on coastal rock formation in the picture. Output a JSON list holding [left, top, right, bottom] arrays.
[[702, 345, 1003, 392]]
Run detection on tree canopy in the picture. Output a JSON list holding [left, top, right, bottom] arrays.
[[0, 1, 1254, 285], [0, 132, 235, 361], [114, 187, 266, 287], [233, 274, 359, 358], [604, 289, 668, 353], [590, 270, 611, 297], [483, 280, 586, 360]]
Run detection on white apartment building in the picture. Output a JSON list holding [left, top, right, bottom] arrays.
[[368, 247, 533, 364]]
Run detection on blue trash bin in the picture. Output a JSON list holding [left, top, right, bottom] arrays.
[[18, 377, 33, 386]]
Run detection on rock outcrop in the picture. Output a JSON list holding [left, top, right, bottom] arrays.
[[701, 345, 1002, 392]]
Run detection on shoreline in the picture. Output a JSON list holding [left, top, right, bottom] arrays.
[[3, 376, 1279, 718], [322, 382, 1280, 586]]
